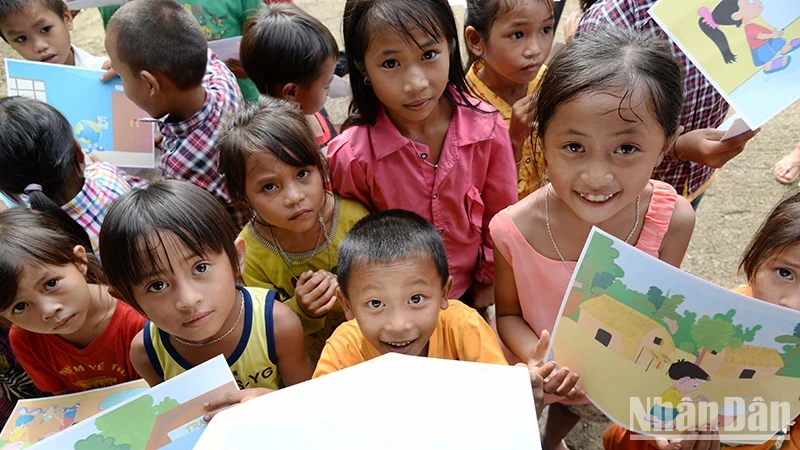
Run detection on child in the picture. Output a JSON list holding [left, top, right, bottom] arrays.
[[0, 96, 132, 255], [328, 0, 518, 311], [0, 0, 106, 69], [217, 97, 369, 364], [645, 360, 710, 430], [0, 209, 146, 395], [98, 181, 313, 407], [492, 27, 695, 450], [314, 210, 581, 416], [464, 0, 555, 198], [98, 0, 265, 102], [699, 0, 800, 74], [239, 4, 340, 150], [603, 192, 800, 450], [104, 0, 245, 226]]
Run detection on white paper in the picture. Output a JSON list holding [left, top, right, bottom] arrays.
[[196, 353, 541, 450], [208, 36, 242, 63], [330, 75, 351, 99], [719, 114, 752, 141], [66, 0, 128, 10]]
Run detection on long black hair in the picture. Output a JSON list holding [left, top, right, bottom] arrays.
[[698, 0, 742, 64]]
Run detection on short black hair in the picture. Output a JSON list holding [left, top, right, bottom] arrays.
[[240, 4, 339, 96], [99, 180, 240, 311], [337, 210, 449, 298], [0, 0, 67, 41], [668, 360, 710, 381], [107, 0, 207, 90]]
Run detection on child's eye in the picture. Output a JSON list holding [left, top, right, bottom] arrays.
[[41, 26, 52, 34], [409, 294, 423, 304], [776, 268, 795, 280], [262, 183, 276, 192], [422, 50, 437, 60], [44, 279, 59, 291], [12, 302, 28, 314], [382, 59, 399, 69], [297, 169, 309, 179], [367, 299, 383, 309], [511, 31, 524, 40], [564, 143, 583, 153], [13, 36, 26, 43], [147, 281, 167, 293], [543, 26, 553, 35], [194, 263, 210, 275], [616, 145, 639, 155]]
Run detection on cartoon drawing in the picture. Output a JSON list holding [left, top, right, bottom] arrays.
[[700, 344, 783, 379], [8, 407, 42, 441], [699, 0, 800, 73], [59, 403, 81, 431], [645, 360, 711, 430]]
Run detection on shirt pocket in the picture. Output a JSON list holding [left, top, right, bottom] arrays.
[[465, 186, 485, 233]]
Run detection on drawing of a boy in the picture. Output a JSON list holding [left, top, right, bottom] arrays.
[[646, 360, 711, 430]]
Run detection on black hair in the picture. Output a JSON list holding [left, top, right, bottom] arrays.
[[341, 0, 478, 128], [464, 0, 554, 68], [0, 96, 94, 253], [218, 96, 331, 213], [0, 209, 103, 312], [99, 180, 240, 310], [107, 0, 207, 90], [240, 4, 339, 97], [532, 26, 684, 179], [698, 0, 741, 64], [0, 0, 67, 40], [337, 210, 449, 298], [668, 359, 711, 381], [740, 191, 800, 283]]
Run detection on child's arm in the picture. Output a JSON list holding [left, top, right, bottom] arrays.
[[494, 248, 541, 361], [272, 300, 313, 386], [129, 330, 166, 387], [657, 195, 695, 268]]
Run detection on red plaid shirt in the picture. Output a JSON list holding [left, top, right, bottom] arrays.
[[576, 0, 730, 198], [159, 50, 243, 222]]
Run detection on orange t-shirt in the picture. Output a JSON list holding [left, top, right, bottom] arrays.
[[313, 300, 507, 378], [10, 300, 146, 394]]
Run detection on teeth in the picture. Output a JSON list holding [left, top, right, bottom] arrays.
[[387, 340, 413, 347], [580, 192, 615, 202]]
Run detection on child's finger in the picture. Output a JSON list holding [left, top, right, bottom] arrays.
[[528, 329, 551, 364], [542, 367, 570, 394], [552, 371, 580, 397]]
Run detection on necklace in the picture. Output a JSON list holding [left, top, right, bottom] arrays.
[[172, 289, 244, 347], [409, 140, 438, 170], [269, 212, 333, 282], [544, 184, 640, 274]]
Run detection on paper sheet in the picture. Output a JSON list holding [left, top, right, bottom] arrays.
[[208, 37, 241, 63], [66, 0, 128, 11]]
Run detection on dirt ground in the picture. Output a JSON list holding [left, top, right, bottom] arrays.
[[1, 1, 799, 449]]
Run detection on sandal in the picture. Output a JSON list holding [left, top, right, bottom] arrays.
[[764, 55, 791, 74], [785, 38, 800, 55], [775, 150, 800, 184]]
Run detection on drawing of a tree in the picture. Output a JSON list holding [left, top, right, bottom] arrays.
[[690, 309, 761, 364], [74, 434, 131, 450], [94, 395, 178, 449], [605, 280, 649, 316], [653, 293, 684, 323], [776, 323, 800, 377], [673, 310, 697, 353], [647, 287, 666, 311], [576, 234, 624, 301]]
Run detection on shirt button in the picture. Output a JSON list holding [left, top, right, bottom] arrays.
[[437, 229, 443, 234], [432, 193, 438, 199], [421, 153, 428, 160]]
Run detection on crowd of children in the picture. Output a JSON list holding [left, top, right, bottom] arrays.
[[1, 0, 793, 447]]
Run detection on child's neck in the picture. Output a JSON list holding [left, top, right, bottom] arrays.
[[477, 63, 529, 106], [387, 95, 453, 166], [165, 86, 207, 123], [54, 172, 86, 207], [64, 46, 75, 67], [256, 192, 335, 254], [60, 285, 115, 349]]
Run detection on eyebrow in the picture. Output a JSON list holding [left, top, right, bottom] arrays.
[[376, 39, 438, 58]]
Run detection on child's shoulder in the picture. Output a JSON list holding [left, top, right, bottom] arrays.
[[336, 195, 370, 221], [439, 300, 485, 327]]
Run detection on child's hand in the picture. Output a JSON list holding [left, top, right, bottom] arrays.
[[99, 60, 117, 83], [202, 387, 273, 422], [510, 94, 535, 162], [654, 428, 720, 450], [225, 59, 249, 79], [674, 127, 759, 168], [521, 330, 584, 418], [295, 270, 339, 318]]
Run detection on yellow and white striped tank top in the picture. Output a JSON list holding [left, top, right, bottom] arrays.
[[143, 286, 282, 390]]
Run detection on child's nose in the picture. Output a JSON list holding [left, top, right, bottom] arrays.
[[404, 66, 429, 95], [40, 300, 63, 321], [175, 285, 203, 310], [580, 167, 614, 188], [32, 36, 49, 53]]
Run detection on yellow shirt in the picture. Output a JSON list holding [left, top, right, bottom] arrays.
[[658, 387, 683, 408], [240, 195, 369, 364], [144, 287, 282, 390], [466, 60, 546, 199], [313, 300, 508, 378]]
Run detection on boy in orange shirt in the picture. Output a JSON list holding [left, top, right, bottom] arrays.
[[313, 210, 582, 415]]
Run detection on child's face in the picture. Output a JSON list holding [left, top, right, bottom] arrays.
[[751, 242, 800, 311], [0, 3, 73, 65], [1, 247, 91, 336], [245, 151, 326, 234], [733, 0, 763, 21], [105, 31, 167, 119], [542, 87, 670, 226], [361, 27, 450, 128], [128, 233, 246, 344], [290, 56, 336, 115], [475, 0, 555, 85], [673, 376, 705, 395], [340, 257, 452, 357]]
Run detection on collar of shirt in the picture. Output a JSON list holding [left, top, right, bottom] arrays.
[[160, 90, 213, 137], [369, 86, 501, 161]]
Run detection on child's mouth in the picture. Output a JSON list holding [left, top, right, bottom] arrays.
[[578, 192, 618, 203], [381, 339, 417, 354]]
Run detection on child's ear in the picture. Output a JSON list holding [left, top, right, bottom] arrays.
[[233, 237, 247, 276], [464, 26, 486, 60], [281, 83, 299, 101], [338, 288, 354, 320], [72, 245, 88, 276], [73, 139, 85, 165], [140, 70, 160, 97], [731, 10, 743, 21], [440, 276, 454, 309], [62, 5, 74, 31]]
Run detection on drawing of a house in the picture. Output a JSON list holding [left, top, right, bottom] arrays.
[[700, 345, 784, 380], [577, 295, 675, 372]]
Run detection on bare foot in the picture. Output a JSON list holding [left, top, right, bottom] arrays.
[[775, 144, 800, 184]]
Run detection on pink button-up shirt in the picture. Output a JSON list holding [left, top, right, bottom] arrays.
[[327, 96, 517, 299]]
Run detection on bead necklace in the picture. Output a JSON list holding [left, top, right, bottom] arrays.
[[172, 289, 244, 347], [409, 140, 438, 170], [268, 212, 333, 282]]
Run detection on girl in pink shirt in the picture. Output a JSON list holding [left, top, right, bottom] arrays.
[[327, 0, 518, 313], [492, 28, 696, 450]]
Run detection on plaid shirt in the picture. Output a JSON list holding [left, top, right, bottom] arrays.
[[159, 50, 243, 216], [576, 0, 730, 198], [62, 162, 132, 254]]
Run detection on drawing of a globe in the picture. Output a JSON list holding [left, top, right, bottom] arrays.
[[75, 120, 102, 149]]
